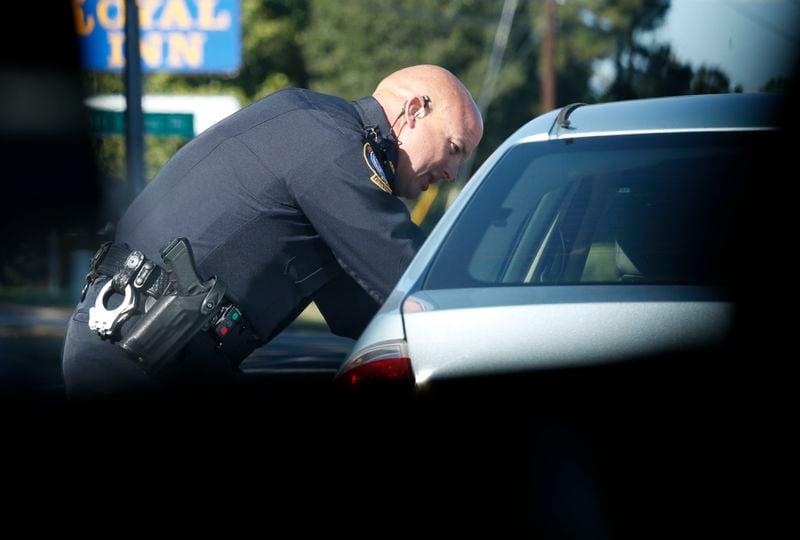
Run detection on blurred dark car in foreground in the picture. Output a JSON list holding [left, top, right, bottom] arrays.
[[335, 93, 779, 536]]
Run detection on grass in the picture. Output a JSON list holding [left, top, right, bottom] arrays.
[[0, 287, 75, 308]]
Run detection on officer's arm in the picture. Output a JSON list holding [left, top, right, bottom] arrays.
[[288, 138, 425, 305], [313, 270, 380, 339]]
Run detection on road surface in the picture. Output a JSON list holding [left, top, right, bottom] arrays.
[[0, 303, 354, 400]]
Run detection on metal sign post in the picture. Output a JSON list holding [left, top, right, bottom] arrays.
[[74, 0, 243, 196], [124, 0, 144, 197]]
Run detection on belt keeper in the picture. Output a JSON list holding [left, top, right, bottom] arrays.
[[89, 241, 113, 272], [112, 250, 145, 293], [134, 260, 156, 289], [81, 241, 113, 302]]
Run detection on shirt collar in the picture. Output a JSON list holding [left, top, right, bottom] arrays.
[[352, 96, 393, 142]]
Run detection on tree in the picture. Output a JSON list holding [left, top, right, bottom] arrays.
[[302, 0, 522, 229], [761, 77, 790, 93], [146, 0, 310, 102], [595, 0, 671, 100], [631, 43, 693, 98], [300, 0, 712, 229], [82, 0, 736, 230], [691, 66, 733, 94]]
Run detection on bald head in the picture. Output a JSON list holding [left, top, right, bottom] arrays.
[[373, 65, 482, 132], [371, 65, 484, 200]]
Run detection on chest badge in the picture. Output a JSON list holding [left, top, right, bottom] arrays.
[[363, 143, 393, 194]]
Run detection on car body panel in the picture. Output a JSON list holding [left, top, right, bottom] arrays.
[[340, 93, 778, 385], [545, 93, 780, 140], [403, 286, 734, 383]]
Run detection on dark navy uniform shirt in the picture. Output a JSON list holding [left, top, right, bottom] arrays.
[[115, 89, 425, 345]]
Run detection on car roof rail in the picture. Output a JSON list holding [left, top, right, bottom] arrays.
[[556, 102, 588, 129]]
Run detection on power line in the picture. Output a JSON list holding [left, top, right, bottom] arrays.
[[476, 0, 520, 117], [456, 0, 520, 189]]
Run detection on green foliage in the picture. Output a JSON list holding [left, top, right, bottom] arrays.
[[304, 0, 537, 175], [626, 43, 693, 98], [303, 0, 497, 98], [144, 0, 309, 103], [89, 133, 187, 181], [691, 66, 733, 95], [82, 0, 739, 225], [91, 134, 125, 181], [300, 0, 711, 175], [761, 77, 790, 93]]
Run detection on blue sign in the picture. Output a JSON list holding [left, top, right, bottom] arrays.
[[74, 0, 241, 73]]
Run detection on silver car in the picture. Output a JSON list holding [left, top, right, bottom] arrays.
[[332, 93, 777, 535], [336, 92, 777, 388]]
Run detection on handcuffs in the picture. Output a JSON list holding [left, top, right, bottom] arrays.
[[88, 250, 147, 337]]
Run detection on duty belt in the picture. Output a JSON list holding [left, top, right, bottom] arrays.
[[83, 239, 261, 374], [82, 242, 170, 302]]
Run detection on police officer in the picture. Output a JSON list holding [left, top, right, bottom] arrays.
[[62, 65, 483, 398]]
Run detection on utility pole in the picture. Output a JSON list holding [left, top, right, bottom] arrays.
[[539, 0, 556, 113], [124, 0, 144, 198]]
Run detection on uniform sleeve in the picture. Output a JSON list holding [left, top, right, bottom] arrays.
[[314, 269, 380, 339], [288, 133, 425, 305]]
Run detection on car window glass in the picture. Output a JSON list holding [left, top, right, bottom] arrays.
[[424, 131, 764, 290]]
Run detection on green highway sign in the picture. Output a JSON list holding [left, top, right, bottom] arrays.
[[89, 109, 194, 138]]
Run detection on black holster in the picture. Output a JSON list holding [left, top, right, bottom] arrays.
[[115, 237, 227, 375], [120, 278, 226, 375], [86, 237, 261, 376]]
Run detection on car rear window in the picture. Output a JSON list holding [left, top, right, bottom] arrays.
[[424, 131, 768, 290]]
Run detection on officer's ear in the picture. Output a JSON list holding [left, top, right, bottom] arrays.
[[404, 95, 429, 128]]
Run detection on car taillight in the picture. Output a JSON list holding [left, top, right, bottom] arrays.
[[336, 340, 415, 387]]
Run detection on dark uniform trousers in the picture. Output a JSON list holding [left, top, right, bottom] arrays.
[[62, 89, 425, 398]]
